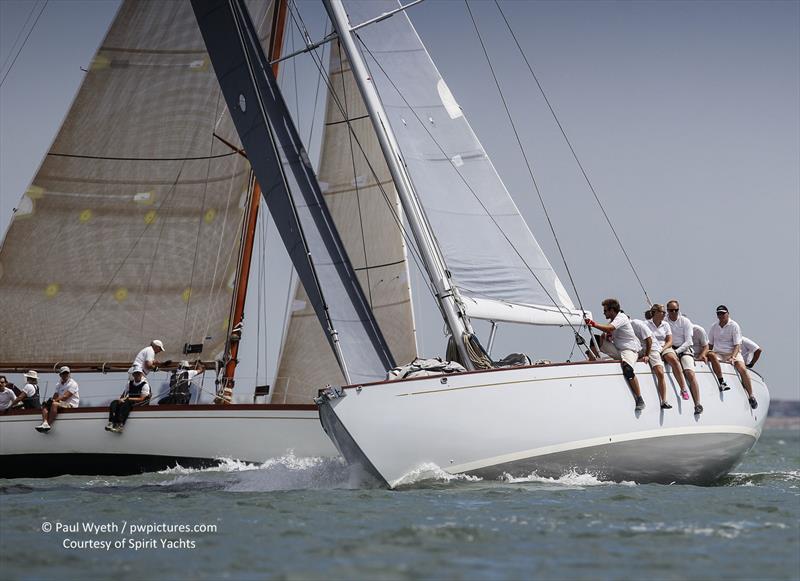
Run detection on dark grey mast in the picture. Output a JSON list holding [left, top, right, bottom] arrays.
[[191, 0, 395, 384]]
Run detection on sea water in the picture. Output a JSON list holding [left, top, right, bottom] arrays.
[[1, 428, 798, 580]]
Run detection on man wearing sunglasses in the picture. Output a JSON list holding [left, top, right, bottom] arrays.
[[666, 300, 703, 414], [707, 305, 757, 409]]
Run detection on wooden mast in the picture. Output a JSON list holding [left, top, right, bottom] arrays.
[[219, 0, 289, 401]]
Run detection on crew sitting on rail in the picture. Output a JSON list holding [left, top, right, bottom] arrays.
[[707, 305, 757, 409], [585, 298, 646, 412], [35, 366, 80, 433], [740, 336, 763, 369], [106, 365, 151, 433]]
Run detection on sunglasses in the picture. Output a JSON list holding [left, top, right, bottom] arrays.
[[716, 312, 727, 316], [667, 308, 679, 312]]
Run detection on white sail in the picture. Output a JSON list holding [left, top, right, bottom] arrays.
[[0, 0, 277, 364], [273, 41, 417, 403], [342, 0, 581, 325]]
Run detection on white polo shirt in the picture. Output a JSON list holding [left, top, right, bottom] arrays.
[[692, 325, 709, 354], [630, 319, 653, 348], [709, 319, 743, 353], [0, 387, 15, 410], [55, 378, 80, 407], [741, 337, 760, 364], [667, 314, 693, 354], [609, 312, 641, 352], [133, 346, 156, 375], [22, 382, 37, 398], [645, 319, 672, 353]]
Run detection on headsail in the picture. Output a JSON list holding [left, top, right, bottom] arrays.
[[273, 42, 418, 402], [0, 0, 275, 364], [193, 0, 395, 384], [342, 0, 582, 326]]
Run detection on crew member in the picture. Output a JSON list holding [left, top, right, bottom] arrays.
[[707, 305, 757, 409], [107, 365, 151, 433], [35, 367, 79, 433]]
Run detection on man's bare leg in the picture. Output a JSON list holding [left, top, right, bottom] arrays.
[[733, 360, 754, 397], [684, 369, 701, 404], [707, 352, 723, 380]]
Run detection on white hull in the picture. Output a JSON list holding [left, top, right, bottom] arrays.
[[317, 360, 769, 488], [0, 405, 337, 478]]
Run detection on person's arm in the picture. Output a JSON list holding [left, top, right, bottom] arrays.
[[640, 337, 653, 361], [747, 348, 762, 368], [697, 343, 709, 361], [58, 390, 74, 403], [675, 320, 692, 354], [662, 332, 673, 350], [585, 318, 615, 333]]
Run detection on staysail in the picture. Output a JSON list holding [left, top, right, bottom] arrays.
[[0, 0, 276, 364], [272, 41, 418, 402], [193, 0, 395, 385], [341, 0, 582, 326]]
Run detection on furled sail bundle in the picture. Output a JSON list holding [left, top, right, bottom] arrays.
[[0, 0, 276, 364], [341, 0, 583, 326], [273, 42, 417, 402]]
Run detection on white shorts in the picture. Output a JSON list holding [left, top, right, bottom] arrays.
[[678, 352, 695, 370], [600, 342, 638, 368], [711, 351, 745, 365], [647, 350, 664, 369]]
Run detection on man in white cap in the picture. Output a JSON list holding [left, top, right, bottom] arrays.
[[132, 340, 165, 376], [106, 365, 150, 433], [708, 305, 757, 408], [35, 366, 79, 433], [13, 370, 42, 409]]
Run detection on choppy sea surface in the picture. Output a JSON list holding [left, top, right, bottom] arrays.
[[1, 428, 798, 581]]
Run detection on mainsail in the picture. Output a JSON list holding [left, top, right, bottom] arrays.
[[341, 0, 582, 326], [0, 0, 276, 364], [273, 42, 417, 402]]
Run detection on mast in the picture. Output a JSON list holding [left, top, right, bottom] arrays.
[[323, 0, 474, 368], [222, 0, 289, 393]]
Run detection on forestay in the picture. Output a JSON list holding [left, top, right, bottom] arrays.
[[0, 0, 274, 364], [273, 42, 417, 403], [343, 0, 582, 325]]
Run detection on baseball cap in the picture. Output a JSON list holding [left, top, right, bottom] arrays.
[[130, 365, 144, 374], [152, 339, 164, 349], [715, 305, 729, 314], [58, 366, 70, 375]]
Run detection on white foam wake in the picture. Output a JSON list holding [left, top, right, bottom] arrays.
[[393, 463, 483, 487], [159, 453, 358, 491], [500, 469, 637, 487]]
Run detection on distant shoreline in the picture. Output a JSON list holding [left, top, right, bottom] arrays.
[[765, 417, 800, 429]]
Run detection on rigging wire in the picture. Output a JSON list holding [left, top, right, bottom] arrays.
[[0, 0, 48, 89], [356, 36, 583, 338], [0, 0, 40, 79], [285, 0, 438, 303], [493, 0, 651, 306]]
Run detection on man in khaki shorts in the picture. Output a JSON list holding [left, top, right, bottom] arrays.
[[708, 305, 757, 409], [586, 298, 645, 411], [666, 300, 703, 414]]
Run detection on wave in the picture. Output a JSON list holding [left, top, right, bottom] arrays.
[[718, 470, 800, 487]]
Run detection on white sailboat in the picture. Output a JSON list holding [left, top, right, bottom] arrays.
[[311, 0, 771, 487], [0, 0, 770, 486], [0, 0, 419, 477]]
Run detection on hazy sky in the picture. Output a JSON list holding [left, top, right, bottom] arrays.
[[1, 0, 798, 400]]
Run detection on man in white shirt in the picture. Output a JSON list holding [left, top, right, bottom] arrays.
[[0, 378, 16, 412], [666, 300, 703, 414], [132, 339, 165, 376], [586, 298, 645, 411], [741, 337, 763, 369], [107, 365, 151, 433], [692, 324, 710, 362], [35, 367, 80, 433], [708, 305, 757, 408]]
